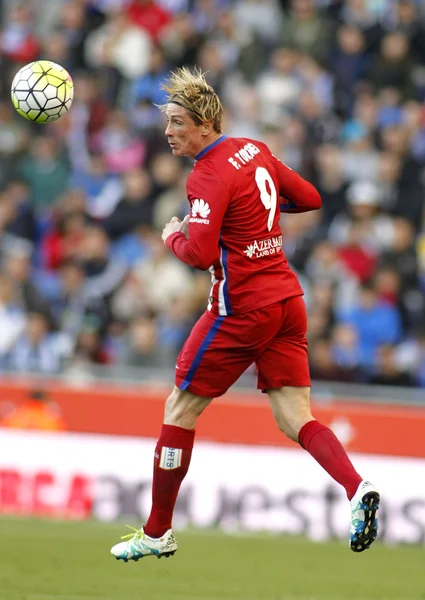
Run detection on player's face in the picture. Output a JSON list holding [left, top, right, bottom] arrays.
[[165, 103, 205, 159]]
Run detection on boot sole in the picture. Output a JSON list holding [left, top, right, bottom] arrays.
[[350, 491, 380, 553]]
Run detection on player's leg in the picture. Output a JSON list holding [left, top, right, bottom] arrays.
[[267, 386, 380, 552], [257, 296, 380, 552], [111, 308, 264, 562], [267, 384, 367, 498], [143, 386, 211, 538], [110, 386, 211, 562], [267, 385, 363, 498]]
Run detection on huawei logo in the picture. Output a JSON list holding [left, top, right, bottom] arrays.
[[191, 199, 210, 219]]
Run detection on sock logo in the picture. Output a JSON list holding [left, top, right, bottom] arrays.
[[159, 447, 182, 470]]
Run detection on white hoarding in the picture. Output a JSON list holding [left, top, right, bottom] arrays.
[[1, 429, 424, 544]]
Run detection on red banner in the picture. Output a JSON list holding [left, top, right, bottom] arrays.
[[0, 379, 424, 458]]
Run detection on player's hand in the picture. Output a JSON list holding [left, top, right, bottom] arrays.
[[162, 215, 190, 243]]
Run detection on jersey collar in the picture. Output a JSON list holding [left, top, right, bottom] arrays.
[[195, 135, 227, 161]]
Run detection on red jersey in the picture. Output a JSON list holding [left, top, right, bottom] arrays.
[[166, 136, 322, 316]]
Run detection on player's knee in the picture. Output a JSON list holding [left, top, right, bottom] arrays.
[[268, 386, 313, 443], [276, 419, 299, 442], [164, 386, 211, 429], [276, 414, 313, 443], [164, 389, 192, 426]]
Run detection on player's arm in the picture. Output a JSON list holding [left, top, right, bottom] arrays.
[[164, 168, 230, 271], [273, 156, 322, 213]]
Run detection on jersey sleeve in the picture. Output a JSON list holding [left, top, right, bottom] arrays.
[[165, 166, 231, 271], [272, 155, 322, 213]]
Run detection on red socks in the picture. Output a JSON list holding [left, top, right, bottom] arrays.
[[144, 424, 195, 538], [144, 419, 361, 538], [298, 420, 362, 500]]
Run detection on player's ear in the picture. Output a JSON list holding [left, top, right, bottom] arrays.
[[201, 121, 213, 135]]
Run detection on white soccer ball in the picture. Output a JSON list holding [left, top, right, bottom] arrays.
[[11, 60, 74, 123]]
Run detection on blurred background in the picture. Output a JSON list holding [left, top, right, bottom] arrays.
[[0, 0, 424, 561], [0, 0, 423, 390]]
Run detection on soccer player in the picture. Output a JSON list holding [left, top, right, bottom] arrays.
[[110, 68, 380, 561]]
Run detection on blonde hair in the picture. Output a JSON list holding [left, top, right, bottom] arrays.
[[160, 67, 223, 133]]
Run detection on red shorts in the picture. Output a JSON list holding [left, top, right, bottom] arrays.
[[175, 295, 310, 398]]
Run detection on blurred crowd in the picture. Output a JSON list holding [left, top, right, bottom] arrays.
[[0, 0, 424, 387]]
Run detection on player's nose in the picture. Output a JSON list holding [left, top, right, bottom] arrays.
[[165, 122, 173, 137]]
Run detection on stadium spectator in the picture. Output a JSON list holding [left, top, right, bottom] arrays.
[[279, 0, 334, 62], [311, 144, 346, 223], [1, 236, 52, 317], [337, 222, 377, 283], [41, 202, 90, 270], [103, 168, 154, 238], [281, 210, 322, 273], [152, 164, 191, 231], [7, 311, 62, 374], [330, 25, 369, 115], [391, 0, 425, 63], [0, 273, 26, 369], [368, 343, 413, 387], [117, 312, 172, 368], [337, 281, 402, 370], [309, 338, 359, 383], [16, 135, 70, 213], [126, 45, 169, 114], [150, 151, 182, 196], [329, 180, 395, 252], [0, 183, 32, 247], [234, 0, 282, 46], [53, 0, 88, 71], [331, 322, 361, 373], [365, 32, 415, 101], [0, 4, 40, 66], [111, 230, 193, 319], [210, 10, 266, 84], [0, 102, 29, 188], [84, 7, 153, 84], [53, 258, 109, 347], [379, 218, 422, 331], [90, 109, 146, 174], [70, 314, 111, 365], [340, 122, 380, 182], [0, 388, 66, 431], [380, 218, 418, 290], [76, 225, 128, 301], [69, 152, 122, 220], [127, 0, 172, 41], [66, 71, 111, 171], [395, 327, 425, 388], [256, 47, 303, 124], [160, 12, 203, 68], [305, 239, 359, 312]]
